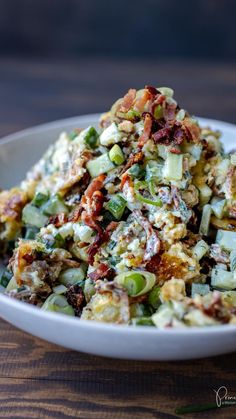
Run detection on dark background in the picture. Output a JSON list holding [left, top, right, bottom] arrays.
[[0, 0, 236, 135], [1, 0, 236, 60]]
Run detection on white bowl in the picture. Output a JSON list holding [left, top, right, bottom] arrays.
[[0, 114, 236, 360]]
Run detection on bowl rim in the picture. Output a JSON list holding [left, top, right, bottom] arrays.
[[0, 292, 236, 336], [0, 113, 236, 337]]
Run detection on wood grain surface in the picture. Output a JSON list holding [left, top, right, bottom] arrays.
[[0, 57, 236, 418]]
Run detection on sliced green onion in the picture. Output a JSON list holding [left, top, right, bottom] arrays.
[[134, 181, 162, 207], [59, 265, 87, 286], [192, 240, 209, 260], [211, 268, 236, 290], [105, 194, 127, 220], [53, 284, 67, 295], [148, 286, 161, 309], [83, 126, 99, 149], [42, 195, 68, 216], [86, 153, 115, 178], [123, 273, 146, 296], [154, 104, 163, 120], [128, 164, 145, 179], [131, 317, 154, 326], [22, 204, 48, 228], [31, 192, 49, 207], [210, 197, 226, 219], [199, 204, 212, 236], [0, 269, 13, 288], [42, 294, 75, 316], [191, 283, 210, 297], [216, 230, 236, 251], [163, 152, 183, 181], [115, 270, 156, 297], [109, 144, 125, 165]]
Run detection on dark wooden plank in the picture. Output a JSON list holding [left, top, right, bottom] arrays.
[[0, 318, 235, 418]]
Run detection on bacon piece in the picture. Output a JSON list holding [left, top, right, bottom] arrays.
[[119, 89, 136, 113], [49, 213, 68, 227], [133, 89, 151, 112], [152, 127, 171, 144], [89, 263, 115, 281], [66, 284, 86, 317], [133, 210, 160, 262], [163, 101, 177, 122], [138, 113, 153, 148], [84, 174, 106, 198]]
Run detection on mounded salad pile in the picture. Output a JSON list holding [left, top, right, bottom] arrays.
[[0, 85, 236, 327]]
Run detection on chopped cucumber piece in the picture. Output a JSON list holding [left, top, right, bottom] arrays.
[[42, 294, 75, 316], [42, 195, 68, 216], [145, 160, 163, 183], [86, 153, 115, 178], [211, 268, 236, 290], [230, 250, 236, 272], [157, 87, 174, 97], [109, 144, 125, 165], [216, 230, 236, 251], [84, 278, 96, 302], [128, 164, 145, 179], [24, 226, 40, 240], [73, 223, 95, 243], [70, 243, 89, 262], [192, 240, 209, 260], [231, 153, 236, 166], [105, 194, 127, 220], [22, 204, 48, 228], [199, 204, 212, 236], [59, 265, 87, 286], [210, 197, 226, 219], [198, 184, 212, 206], [100, 122, 122, 146], [163, 152, 183, 181], [191, 283, 210, 297]]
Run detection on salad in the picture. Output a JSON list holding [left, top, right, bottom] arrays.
[[0, 85, 236, 328]]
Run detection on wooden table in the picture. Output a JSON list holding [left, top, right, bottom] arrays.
[[0, 57, 236, 418]]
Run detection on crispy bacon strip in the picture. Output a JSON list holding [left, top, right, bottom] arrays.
[[138, 113, 153, 148], [133, 210, 160, 262], [84, 174, 106, 198], [89, 263, 115, 281], [119, 89, 136, 113], [133, 89, 151, 112]]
